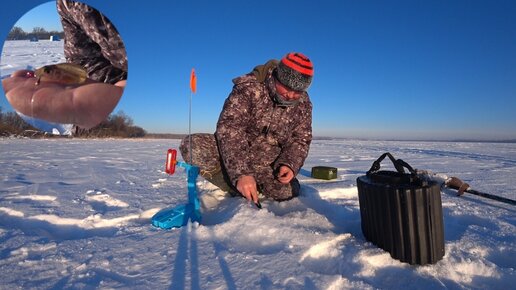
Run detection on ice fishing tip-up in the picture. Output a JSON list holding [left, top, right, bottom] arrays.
[[151, 149, 202, 229]]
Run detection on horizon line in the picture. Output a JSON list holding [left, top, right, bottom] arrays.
[[144, 133, 516, 143]]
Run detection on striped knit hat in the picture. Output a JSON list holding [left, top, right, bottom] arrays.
[[276, 52, 314, 91]]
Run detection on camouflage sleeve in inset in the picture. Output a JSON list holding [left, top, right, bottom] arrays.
[[215, 86, 255, 185], [57, 0, 127, 84], [274, 99, 312, 175]]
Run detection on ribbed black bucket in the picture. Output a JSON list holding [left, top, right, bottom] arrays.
[[357, 153, 445, 265]]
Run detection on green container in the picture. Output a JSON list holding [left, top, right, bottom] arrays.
[[311, 166, 338, 180]]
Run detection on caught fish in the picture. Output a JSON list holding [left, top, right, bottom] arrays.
[[34, 63, 87, 86]]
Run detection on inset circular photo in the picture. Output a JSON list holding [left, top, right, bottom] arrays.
[[1, 0, 127, 135]]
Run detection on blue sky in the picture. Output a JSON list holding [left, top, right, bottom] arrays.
[[1, 0, 515, 140]]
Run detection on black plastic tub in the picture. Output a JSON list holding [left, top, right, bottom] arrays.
[[356, 153, 445, 265]]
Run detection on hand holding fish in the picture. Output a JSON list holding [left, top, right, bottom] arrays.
[[2, 66, 125, 129]]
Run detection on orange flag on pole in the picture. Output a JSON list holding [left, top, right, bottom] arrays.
[[190, 68, 197, 93]]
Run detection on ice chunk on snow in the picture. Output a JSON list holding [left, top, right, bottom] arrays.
[[300, 234, 351, 261]]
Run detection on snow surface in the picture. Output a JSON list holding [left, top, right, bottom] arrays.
[[0, 138, 514, 289], [1, 40, 66, 77]]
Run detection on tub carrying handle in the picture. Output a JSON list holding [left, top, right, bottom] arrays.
[[367, 152, 416, 175]]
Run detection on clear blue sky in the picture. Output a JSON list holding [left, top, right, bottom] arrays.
[[1, 0, 515, 140], [9, 1, 62, 32]]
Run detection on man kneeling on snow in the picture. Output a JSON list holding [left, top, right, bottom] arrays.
[[180, 52, 314, 204]]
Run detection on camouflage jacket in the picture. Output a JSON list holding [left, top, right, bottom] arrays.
[[215, 63, 313, 185], [57, 0, 127, 84]]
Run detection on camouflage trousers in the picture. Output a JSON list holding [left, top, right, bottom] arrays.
[[179, 133, 300, 201]]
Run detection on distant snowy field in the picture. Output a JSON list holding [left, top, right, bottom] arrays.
[[0, 138, 514, 289], [1, 40, 65, 77]]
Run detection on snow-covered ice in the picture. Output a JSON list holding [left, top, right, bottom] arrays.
[[1, 39, 515, 289], [0, 138, 514, 289]]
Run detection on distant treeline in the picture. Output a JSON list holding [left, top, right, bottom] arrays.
[[0, 108, 39, 136], [0, 107, 147, 138], [7, 26, 65, 41], [75, 111, 146, 138], [144, 133, 187, 139]]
